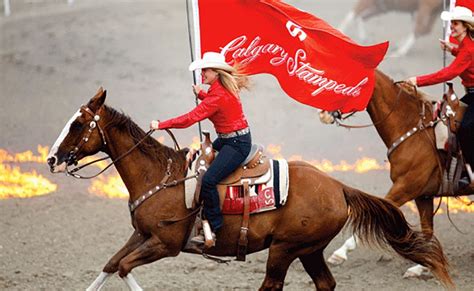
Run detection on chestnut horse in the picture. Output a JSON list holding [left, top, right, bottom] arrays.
[[339, 0, 445, 56], [327, 70, 473, 278], [47, 88, 453, 290]]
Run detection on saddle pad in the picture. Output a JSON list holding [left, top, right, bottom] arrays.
[[185, 154, 199, 209], [221, 159, 289, 215]]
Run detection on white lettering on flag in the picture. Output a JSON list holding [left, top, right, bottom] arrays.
[[221, 35, 369, 98]]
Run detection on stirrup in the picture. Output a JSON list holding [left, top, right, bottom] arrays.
[[458, 177, 470, 190], [190, 232, 216, 247], [466, 163, 474, 181]]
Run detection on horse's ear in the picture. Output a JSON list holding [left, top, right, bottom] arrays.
[[88, 87, 107, 112]]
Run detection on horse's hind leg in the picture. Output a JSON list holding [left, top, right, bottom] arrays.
[[259, 243, 299, 291], [300, 248, 336, 291], [327, 235, 358, 266]]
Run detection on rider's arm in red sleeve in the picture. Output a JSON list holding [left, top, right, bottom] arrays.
[[197, 90, 207, 101], [159, 96, 219, 129], [451, 47, 459, 56], [417, 50, 471, 87]]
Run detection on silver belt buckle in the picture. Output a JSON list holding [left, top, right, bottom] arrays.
[[219, 127, 249, 139]]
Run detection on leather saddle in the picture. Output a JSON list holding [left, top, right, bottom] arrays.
[[192, 130, 270, 261], [193, 131, 270, 198], [218, 144, 270, 185]]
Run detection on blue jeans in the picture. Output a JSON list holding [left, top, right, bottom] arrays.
[[459, 92, 474, 165], [200, 132, 252, 231]]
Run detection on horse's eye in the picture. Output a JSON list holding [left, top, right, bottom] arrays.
[[70, 121, 83, 131]]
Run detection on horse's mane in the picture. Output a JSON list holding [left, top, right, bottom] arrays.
[[377, 70, 434, 109], [103, 105, 186, 168], [397, 82, 433, 104]]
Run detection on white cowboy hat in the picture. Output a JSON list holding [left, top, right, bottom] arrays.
[[441, 6, 474, 24], [188, 52, 235, 73]]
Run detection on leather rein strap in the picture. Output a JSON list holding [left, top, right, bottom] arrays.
[[333, 82, 439, 157], [65, 106, 181, 179], [334, 81, 405, 129]]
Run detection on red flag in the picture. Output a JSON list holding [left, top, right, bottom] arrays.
[[195, 0, 389, 113]]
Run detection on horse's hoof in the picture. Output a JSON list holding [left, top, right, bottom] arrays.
[[403, 270, 423, 278], [327, 253, 346, 266], [403, 265, 429, 278]]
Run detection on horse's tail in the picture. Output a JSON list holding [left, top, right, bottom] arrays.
[[343, 186, 454, 288]]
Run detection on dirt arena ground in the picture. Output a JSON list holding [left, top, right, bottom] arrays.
[[1, 0, 473, 290]]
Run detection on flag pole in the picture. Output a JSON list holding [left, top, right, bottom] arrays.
[[442, 0, 456, 92], [186, 0, 203, 142], [443, 0, 448, 92]]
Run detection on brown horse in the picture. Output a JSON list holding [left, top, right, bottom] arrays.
[[339, 0, 445, 56], [47, 88, 453, 290], [327, 70, 473, 278]]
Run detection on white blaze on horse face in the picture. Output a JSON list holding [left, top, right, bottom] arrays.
[[47, 110, 81, 169]]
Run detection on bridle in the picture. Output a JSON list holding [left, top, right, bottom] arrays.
[[331, 81, 439, 155], [61, 103, 200, 219], [64, 104, 180, 179], [64, 105, 108, 177], [332, 81, 405, 129]]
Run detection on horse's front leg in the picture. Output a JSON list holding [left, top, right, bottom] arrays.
[[118, 236, 175, 288], [259, 242, 299, 291], [103, 230, 147, 273], [86, 230, 146, 291]]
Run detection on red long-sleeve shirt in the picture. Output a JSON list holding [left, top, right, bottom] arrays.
[[417, 36, 474, 88], [159, 80, 249, 133]]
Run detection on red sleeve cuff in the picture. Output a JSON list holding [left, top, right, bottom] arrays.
[[197, 90, 207, 100], [158, 120, 171, 129], [451, 47, 459, 56]]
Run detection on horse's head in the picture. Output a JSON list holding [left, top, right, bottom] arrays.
[[47, 87, 108, 173], [443, 82, 465, 132]]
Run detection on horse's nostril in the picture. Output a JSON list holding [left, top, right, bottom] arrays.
[[47, 156, 56, 166]]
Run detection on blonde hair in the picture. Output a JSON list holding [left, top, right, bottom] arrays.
[[215, 68, 250, 97], [465, 21, 474, 39]]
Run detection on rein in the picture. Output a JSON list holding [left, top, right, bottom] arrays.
[[66, 129, 155, 179], [334, 81, 405, 129], [65, 105, 181, 179]]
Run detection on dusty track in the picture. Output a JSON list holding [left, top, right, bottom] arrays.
[[1, 0, 472, 290]]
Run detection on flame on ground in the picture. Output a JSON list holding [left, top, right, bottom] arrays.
[[0, 163, 57, 199], [404, 197, 474, 214], [88, 174, 128, 199], [268, 144, 390, 173], [1, 144, 472, 214], [0, 146, 57, 199], [287, 155, 390, 173], [0, 145, 49, 163]]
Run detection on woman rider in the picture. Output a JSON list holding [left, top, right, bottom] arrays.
[[406, 6, 474, 184], [150, 52, 251, 244]]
